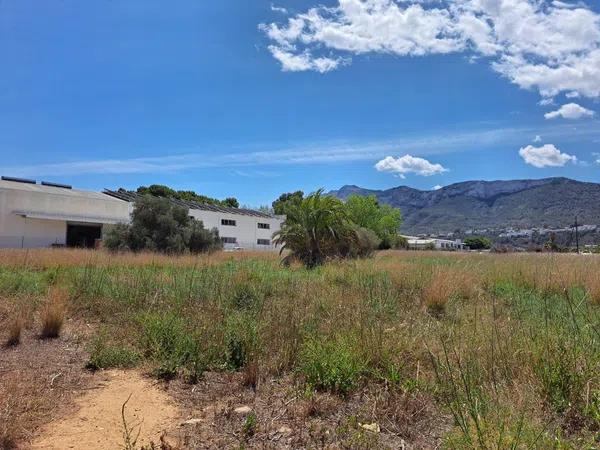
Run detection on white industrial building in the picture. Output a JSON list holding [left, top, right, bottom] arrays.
[[0, 177, 283, 250], [402, 235, 467, 251]]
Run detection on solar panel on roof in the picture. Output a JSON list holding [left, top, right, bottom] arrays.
[[2, 176, 36, 184], [102, 189, 274, 218], [41, 181, 73, 189]]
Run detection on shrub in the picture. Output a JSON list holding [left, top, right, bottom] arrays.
[[139, 312, 204, 380], [86, 334, 140, 370], [422, 272, 451, 316], [39, 287, 67, 339], [298, 335, 366, 395], [464, 236, 492, 250], [104, 195, 221, 254], [5, 315, 24, 347]]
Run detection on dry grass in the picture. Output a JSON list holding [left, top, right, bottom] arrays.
[[1, 249, 600, 448], [5, 315, 24, 347], [39, 286, 68, 339]]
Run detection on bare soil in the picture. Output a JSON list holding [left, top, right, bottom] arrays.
[[30, 370, 180, 450]]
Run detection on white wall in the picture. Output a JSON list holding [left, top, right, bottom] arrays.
[[189, 209, 282, 250], [0, 185, 129, 249]]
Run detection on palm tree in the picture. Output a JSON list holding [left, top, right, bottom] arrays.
[[273, 189, 356, 268]]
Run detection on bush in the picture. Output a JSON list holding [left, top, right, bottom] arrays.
[[5, 315, 24, 347], [345, 227, 380, 258], [104, 195, 222, 254], [86, 334, 140, 370], [298, 335, 366, 395], [464, 236, 492, 250], [40, 287, 67, 339], [138, 312, 204, 381]]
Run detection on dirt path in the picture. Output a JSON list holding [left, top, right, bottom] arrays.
[[30, 370, 180, 450]]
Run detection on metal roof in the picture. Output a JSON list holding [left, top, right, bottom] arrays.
[[103, 189, 275, 218], [13, 210, 126, 225], [0, 179, 122, 202]]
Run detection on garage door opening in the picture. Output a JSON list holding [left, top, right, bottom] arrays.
[[66, 224, 101, 248]]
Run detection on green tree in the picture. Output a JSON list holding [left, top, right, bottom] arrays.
[[222, 197, 239, 208], [464, 236, 492, 250], [104, 195, 221, 254], [344, 195, 402, 249], [273, 189, 357, 268], [134, 184, 238, 208], [272, 191, 304, 215]]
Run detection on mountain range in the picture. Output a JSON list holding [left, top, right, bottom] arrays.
[[329, 177, 600, 235]]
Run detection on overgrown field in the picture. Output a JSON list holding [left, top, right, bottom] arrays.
[[1, 249, 600, 449]]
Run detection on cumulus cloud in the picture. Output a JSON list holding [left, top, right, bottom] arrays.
[[519, 144, 577, 167], [533, 135, 542, 142], [261, 0, 600, 99], [544, 103, 596, 119], [432, 184, 443, 190], [375, 154, 448, 178]]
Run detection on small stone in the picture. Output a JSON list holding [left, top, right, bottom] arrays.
[[277, 426, 292, 435], [360, 422, 380, 433], [234, 405, 252, 415], [182, 418, 203, 425]]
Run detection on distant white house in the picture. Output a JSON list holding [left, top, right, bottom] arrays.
[[0, 177, 283, 250], [402, 235, 466, 251]]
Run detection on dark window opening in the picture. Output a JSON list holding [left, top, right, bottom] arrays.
[[221, 237, 237, 244], [258, 222, 270, 229], [67, 224, 101, 248], [257, 239, 270, 245], [221, 219, 236, 226]]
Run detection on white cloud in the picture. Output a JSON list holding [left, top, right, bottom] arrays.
[[533, 135, 542, 142], [267, 46, 344, 73], [432, 184, 443, 190], [261, 0, 600, 99], [4, 122, 599, 178], [519, 144, 577, 167], [544, 102, 596, 119], [374, 154, 448, 178], [271, 4, 288, 14]]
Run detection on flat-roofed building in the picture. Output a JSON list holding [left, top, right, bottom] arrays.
[[0, 177, 283, 250], [402, 235, 466, 251]]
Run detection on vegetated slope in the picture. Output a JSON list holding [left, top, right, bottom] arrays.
[[329, 177, 600, 234]]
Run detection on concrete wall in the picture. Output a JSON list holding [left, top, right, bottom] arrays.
[[0, 184, 283, 250], [189, 209, 282, 250], [0, 185, 129, 249]]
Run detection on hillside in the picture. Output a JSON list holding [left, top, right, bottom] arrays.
[[329, 177, 600, 235]]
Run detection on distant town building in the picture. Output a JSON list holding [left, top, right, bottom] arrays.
[[402, 235, 466, 251], [0, 177, 283, 250]]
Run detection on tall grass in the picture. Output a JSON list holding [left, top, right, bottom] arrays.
[[2, 249, 600, 448]]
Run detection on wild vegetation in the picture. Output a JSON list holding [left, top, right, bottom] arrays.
[[274, 190, 403, 267], [1, 248, 600, 448]]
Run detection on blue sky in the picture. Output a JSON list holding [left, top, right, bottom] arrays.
[[1, 0, 599, 206]]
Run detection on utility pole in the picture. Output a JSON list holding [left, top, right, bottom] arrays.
[[575, 215, 580, 254]]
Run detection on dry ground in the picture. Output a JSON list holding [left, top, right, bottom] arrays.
[[2, 249, 600, 449]]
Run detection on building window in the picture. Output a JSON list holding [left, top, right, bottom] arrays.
[[257, 239, 270, 246], [221, 219, 236, 226], [257, 222, 270, 229], [221, 237, 237, 244]]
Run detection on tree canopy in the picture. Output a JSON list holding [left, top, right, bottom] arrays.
[[344, 195, 402, 249], [104, 195, 222, 254], [464, 236, 492, 250], [134, 184, 239, 208], [272, 191, 304, 215]]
